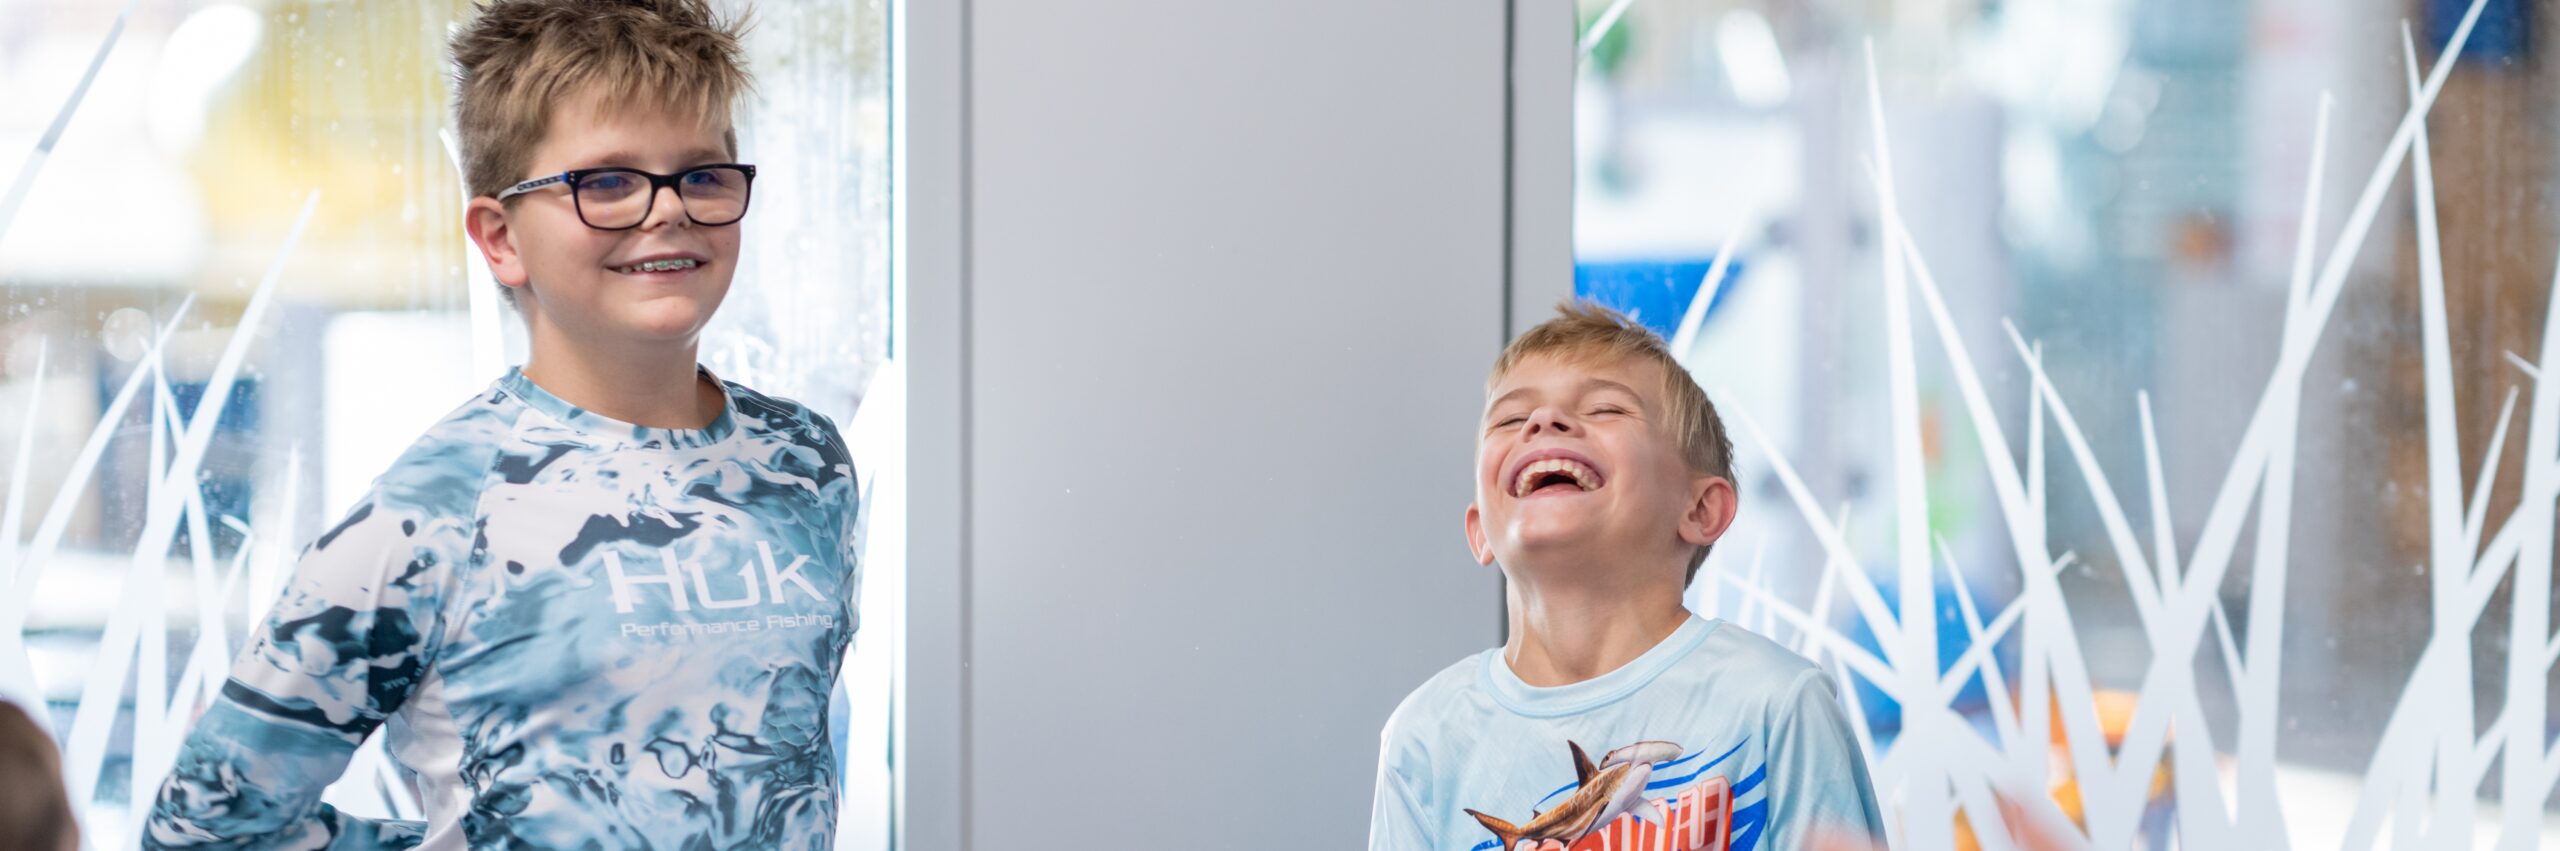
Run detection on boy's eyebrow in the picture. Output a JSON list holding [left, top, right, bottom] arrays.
[[1482, 377, 1645, 418], [1484, 386, 1536, 417], [571, 148, 735, 169], [1581, 377, 1643, 402]]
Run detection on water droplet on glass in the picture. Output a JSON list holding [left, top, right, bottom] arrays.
[[101, 307, 152, 363]]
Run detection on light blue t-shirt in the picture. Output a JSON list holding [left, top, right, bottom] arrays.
[[142, 367, 860, 850], [1369, 615, 1884, 851]]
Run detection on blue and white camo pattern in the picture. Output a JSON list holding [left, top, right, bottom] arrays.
[[144, 368, 859, 851]]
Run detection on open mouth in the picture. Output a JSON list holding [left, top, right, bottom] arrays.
[[1510, 453, 1604, 498], [610, 257, 702, 275]]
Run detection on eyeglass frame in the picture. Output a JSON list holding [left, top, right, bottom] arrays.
[[493, 163, 759, 231]]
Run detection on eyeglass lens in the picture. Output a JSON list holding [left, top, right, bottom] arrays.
[[573, 167, 752, 229]]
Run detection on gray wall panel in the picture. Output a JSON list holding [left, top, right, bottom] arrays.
[[962, 0, 1510, 845]]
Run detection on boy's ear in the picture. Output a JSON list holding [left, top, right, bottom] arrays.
[[464, 196, 534, 291], [1464, 503, 1495, 566], [1678, 475, 1738, 549]]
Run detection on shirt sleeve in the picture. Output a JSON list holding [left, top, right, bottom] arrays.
[[1760, 667, 1888, 848], [141, 492, 458, 850], [820, 412, 863, 629], [1367, 718, 1434, 851]]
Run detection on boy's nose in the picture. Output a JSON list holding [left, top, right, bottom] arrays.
[[640, 185, 690, 230], [1525, 408, 1574, 436]]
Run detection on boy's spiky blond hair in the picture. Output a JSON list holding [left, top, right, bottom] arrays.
[[1489, 300, 1736, 583], [451, 0, 753, 202]]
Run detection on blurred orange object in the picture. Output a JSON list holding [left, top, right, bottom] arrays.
[[1951, 688, 2174, 851]]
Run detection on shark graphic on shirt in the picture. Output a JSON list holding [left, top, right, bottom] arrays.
[[1464, 740, 1735, 851]]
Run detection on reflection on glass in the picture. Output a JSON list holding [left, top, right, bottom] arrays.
[[1574, 0, 2560, 848], [0, 1, 893, 848]]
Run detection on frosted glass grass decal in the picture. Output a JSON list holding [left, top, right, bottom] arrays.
[[0, 180, 317, 847], [0, 0, 132, 241], [1671, 0, 2559, 846]]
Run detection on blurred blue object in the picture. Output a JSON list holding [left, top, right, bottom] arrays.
[[1835, 574, 2017, 745], [2428, 0, 2528, 63], [1573, 256, 1748, 340]]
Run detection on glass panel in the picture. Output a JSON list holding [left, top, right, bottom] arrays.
[[1575, 0, 2559, 847], [0, 1, 895, 848]]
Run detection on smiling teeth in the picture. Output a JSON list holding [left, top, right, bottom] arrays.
[[1513, 458, 1600, 497], [619, 258, 698, 273]]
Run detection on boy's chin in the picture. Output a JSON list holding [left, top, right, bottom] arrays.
[[1499, 520, 1608, 560], [603, 295, 726, 340], [1505, 503, 1609, 540]]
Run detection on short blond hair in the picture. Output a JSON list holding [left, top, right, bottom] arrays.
[[450, 0, 753, 201], [1489, 300, 1736, 583]]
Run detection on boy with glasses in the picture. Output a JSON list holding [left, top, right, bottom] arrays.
[[142, 1, 859, 847]]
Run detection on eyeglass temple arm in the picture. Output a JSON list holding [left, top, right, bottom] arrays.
[[495, 173, 570, 201]]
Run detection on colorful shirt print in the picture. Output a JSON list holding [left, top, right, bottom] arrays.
[[143, 367, 860, 851], [1368, 616, 1885, 851]]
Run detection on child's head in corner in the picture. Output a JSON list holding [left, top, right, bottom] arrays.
[[0, 701, 77, 851], [1467, 300, 1738, 600], [455, 0, 756, 352]]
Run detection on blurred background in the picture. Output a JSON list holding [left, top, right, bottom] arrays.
[[1574, 0, 2560, 847], [0, 0, 896, 847]]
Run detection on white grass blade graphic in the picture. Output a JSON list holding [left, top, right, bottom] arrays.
[[52, 190, 319, 820], [0, 0, 137, 245]]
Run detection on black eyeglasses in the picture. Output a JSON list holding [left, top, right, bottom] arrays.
[[495, 164, 758, 230]]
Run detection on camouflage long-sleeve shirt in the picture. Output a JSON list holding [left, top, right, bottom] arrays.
[[143, 367, 859, 850]]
